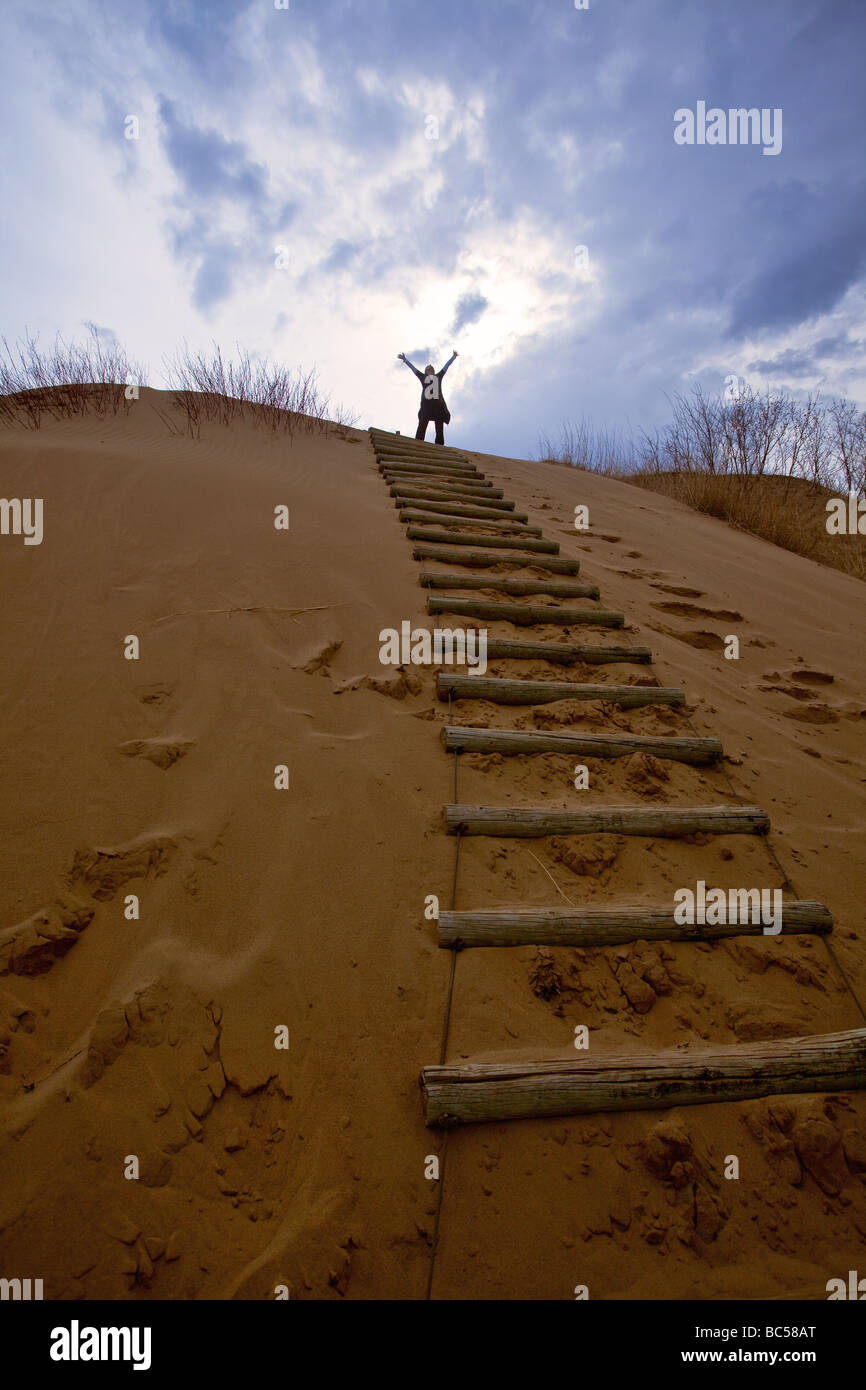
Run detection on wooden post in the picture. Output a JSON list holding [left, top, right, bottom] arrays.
[[422, 573, 599, 599], [444, 804, 770, 836], [373, 441, 469, 462], [410, 529, 560, 554], [380, 464, 483, 480], [399, 509, 537, 531], [420, 1029, 866, 1126], [437, 900, 832, 948], [375, 458, 478, 475], [437, 674, 681, 705], [413, 545, 580, 575], [393, 488, 516, 512], [442, 725, 722, 761], [428, 596, 623, 625], [390, 481, 505, 500], [483, 637, 651, 663]]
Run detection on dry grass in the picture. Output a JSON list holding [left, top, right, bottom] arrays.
[[160, 342, 358, 439], [630, 470, 866, 581], [0, 326, 147, 428], [537, 386, 866, 581], [0, 330, 359, 439]]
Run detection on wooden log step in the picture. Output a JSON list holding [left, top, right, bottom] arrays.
[[414, 545, 580, 575], [483, 637, 651, 664], [380, 462, 482, 479], [372, 437, 468, 460], [378, 458, 475, 475], [383, 464, 494, 480], [377, 446, 472, 460], [420, 1028, 866, 1126], [409, 528, 559, 555], [385, 474, 488, 489], [390, 480, 504, 499], [393, 487, 515, 512], [437, 900, 832, 949], [444, 804, 770, 837], [442, 726, 722, 761], [438, 674, 681, 706], [428, 596, 623, 626], [422, 574, 600, 599], [378, 451, 473, 468], [375, 444, 473, 460], [399, 508, 536, 531], [371, 429, 467, 450], [386, 478, 498, 496]]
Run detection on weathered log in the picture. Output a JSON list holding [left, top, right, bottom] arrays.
[[390, 481, 504, 499], [483, 637, 651, 663], [372, 439, 469, 462], [409, 528, 559, 554], [392, 487, 515, 511], [444, 804, 770, 837], [371, 428, 467, 448], [437, 674, 682, 706], [423, 574, 598, 599], [420, 1028, 866, 1126], [378, 446, 474, 459], [437, 900, 832, 948], [442, 725, 722, 761], [381, 464, 483, 479], [376, 447, 474, 462], [388, 479, 499, 499], [428, 596, 623, 626], [399, 508, 536, 530], [379, 456, 478, 470], [413, 545, 580, 574]]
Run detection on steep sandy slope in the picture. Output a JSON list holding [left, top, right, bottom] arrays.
[[0, 393, 863, 1299]]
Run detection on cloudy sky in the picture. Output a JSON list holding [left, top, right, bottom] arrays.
[[1, 0, 864, 457]]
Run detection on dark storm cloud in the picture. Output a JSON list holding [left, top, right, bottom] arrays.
[[450, 292, 488, 335]]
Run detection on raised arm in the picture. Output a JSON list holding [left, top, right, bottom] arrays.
[[439, 350, 459, 377], [398, 352, 425, 381]]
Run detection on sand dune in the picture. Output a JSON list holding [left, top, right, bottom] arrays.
[[1, 391, 864, 1299]]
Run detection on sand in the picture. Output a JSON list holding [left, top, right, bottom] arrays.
[[1, 391, 864, 1300]]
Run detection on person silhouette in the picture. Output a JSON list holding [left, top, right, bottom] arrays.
[[397, 350, 458, 445]]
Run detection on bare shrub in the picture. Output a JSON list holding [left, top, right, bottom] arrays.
[[537, 384, 866, 580], [0, 325, 147, 428], [535, 416, 633, 474], [161, 342, 358, 439]]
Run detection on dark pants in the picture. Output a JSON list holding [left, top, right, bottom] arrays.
[[416, 417, 445, 445]]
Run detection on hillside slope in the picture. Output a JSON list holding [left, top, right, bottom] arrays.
[[1, 391, 864, 1299]]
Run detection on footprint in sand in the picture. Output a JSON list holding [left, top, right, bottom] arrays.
[[650, 583, 704, 598], [0, 894, 94, 976], [134, 683, 174, 706], [119, 738, 193, 769], [335, 671, 424, 700], [295, 639, 343, 676], [651, 601, 743, 622], [67, 833, 178, 901], [782, 704, 839, 725], [790, 669, 835, 685], [649, 624, 724, 651]]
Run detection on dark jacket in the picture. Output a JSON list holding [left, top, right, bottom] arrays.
[[403, 354, 457, 424]]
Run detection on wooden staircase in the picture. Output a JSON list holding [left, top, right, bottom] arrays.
[[369, 426, 866, 1129]]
